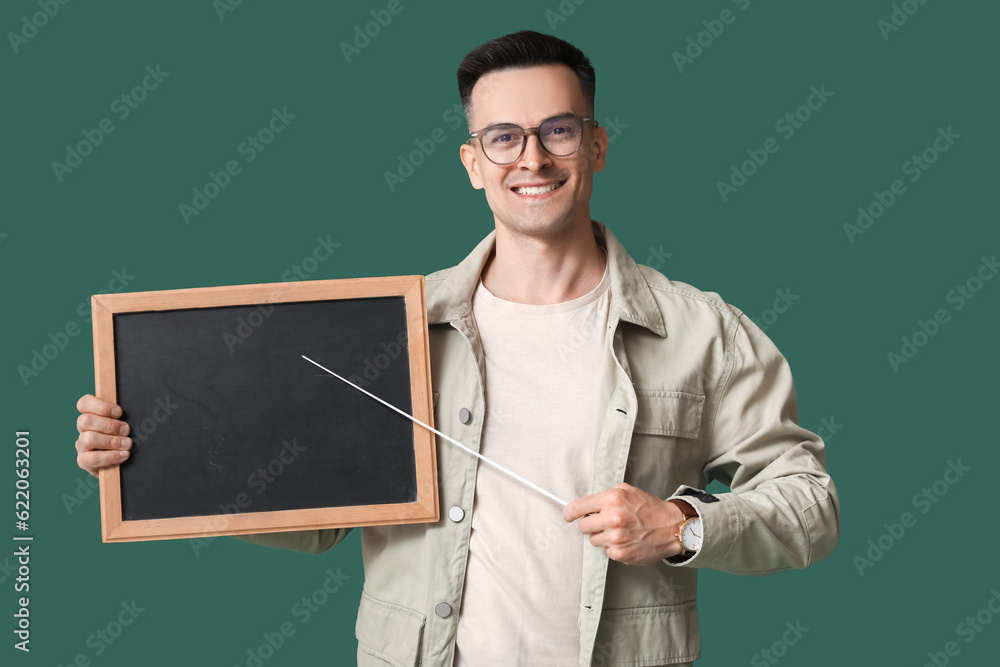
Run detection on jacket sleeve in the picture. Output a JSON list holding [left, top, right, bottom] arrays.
[[664, 310, 840, 574], [231, 527, 353, 555]]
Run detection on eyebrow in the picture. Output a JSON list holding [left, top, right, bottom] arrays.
[[481, 111, 579, 129]]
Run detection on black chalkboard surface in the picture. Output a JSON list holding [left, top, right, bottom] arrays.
[[92, 276, 437, 543]]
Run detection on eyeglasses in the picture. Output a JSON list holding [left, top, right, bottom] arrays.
[[467, 114, 598, 165]]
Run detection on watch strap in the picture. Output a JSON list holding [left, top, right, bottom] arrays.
[[680, 488, 720, 504]]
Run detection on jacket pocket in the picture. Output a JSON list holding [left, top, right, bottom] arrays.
[[355, 590, 426, 667], [594, 600, 700, 665], [633, 389, 704, 439]]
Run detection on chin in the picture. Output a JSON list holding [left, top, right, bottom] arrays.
[[499, 214, 577, 238]]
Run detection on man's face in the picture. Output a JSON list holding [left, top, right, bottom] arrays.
[[459, 64, 608, 239]]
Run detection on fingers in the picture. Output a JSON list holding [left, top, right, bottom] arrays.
[[76, 394, 129, 439], [76, 411, 130, 437], [75, 429, 132, 454], [563, 492, 606, 523], [576, 510, 624, 536], [75, 394, 131, 477], [75, 429, 132, 473], [563, 483, 634, 523], [567, 483, 685, 565], [76, 446, 130, 478], [77, 394, 123, 419]]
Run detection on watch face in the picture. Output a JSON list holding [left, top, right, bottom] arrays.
[[680, 518, 703, 551]]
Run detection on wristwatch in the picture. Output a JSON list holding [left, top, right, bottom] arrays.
[[677, 516, 703, 554], [670, 499, 703, 554]]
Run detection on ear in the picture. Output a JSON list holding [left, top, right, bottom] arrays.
[[588, 125, 609, 173], [459, 142, 485, 190]]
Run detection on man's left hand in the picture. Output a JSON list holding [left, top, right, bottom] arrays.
[[563, 482, 685, 565]]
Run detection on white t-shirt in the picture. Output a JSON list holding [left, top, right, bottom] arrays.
[[454, 255, 612, 666]]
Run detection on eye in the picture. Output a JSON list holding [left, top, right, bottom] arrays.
[[485, 126, 522, 146], [543, 122, 578, 138]]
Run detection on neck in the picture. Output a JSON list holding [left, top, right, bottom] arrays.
[[480, 218, 607, 305]]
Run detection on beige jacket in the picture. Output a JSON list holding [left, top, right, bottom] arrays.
[[237, 221, 840, 666]]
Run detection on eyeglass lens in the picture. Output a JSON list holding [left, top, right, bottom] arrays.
[[481, 116, 584, 164]]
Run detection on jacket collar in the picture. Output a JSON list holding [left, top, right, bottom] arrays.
[[426, 220, 667, 338]]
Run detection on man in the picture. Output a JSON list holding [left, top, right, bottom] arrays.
[[75, 30, 839, 666]]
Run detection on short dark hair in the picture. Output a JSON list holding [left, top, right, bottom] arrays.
[[457, 30, 596, 129]]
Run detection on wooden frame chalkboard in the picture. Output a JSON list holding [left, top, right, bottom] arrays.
[[91, 276, 438, 543]]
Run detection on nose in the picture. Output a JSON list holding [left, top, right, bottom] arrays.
[[518, 131, 553, 171]]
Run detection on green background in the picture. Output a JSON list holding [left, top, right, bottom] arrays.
[[2, 0, 997, 664]]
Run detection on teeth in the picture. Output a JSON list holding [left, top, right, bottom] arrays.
[[515, 182, 561, 195]]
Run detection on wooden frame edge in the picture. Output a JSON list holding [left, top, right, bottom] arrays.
[[403, 275, 440, 524], [94, 276, 441, 543]]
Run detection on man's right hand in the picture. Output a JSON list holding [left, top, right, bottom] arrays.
[[75, 394, 132, 477]]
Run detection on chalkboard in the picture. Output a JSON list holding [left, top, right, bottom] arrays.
[[91, 276, 438, 543]]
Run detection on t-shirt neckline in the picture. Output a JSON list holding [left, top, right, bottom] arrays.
[[474, 247, 610, 317]]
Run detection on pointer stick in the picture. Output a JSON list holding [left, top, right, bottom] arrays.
[[301, 355, 568, 507]]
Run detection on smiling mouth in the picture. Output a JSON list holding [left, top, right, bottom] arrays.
[[511, 180, 566, 196]]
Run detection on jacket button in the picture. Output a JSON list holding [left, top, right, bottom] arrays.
[[448, 506, 465, 522], [435, 602, 452, 618], [459, 407, 471, 424]]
